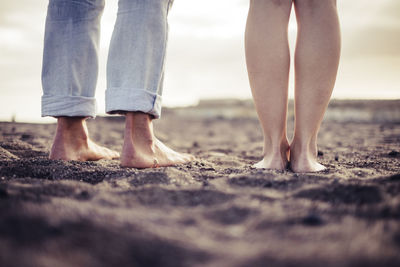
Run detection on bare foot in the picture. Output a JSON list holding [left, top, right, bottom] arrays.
[[120, 112, 194, 168], [50, 117, 120, 161], [253, 141, 290, 170], [289, 140, 326, 173]]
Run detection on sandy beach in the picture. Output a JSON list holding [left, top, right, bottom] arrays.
[[0, 99, 400, 267]]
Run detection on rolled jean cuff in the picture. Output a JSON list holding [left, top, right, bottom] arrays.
[[105, 88, 162, 119], [41, 95, 97, 118]]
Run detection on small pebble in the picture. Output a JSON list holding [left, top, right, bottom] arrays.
[[0, 188, 8, 198], [334, 155, 339, 161], [388, 150, 399, 157], [21, 134, 31, 140], [77, 191, 90, 200], [302, 214, 324, 226]]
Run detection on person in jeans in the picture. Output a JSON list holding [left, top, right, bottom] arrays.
[[245, 0, 341, 172], [42, 0, 193, 168]]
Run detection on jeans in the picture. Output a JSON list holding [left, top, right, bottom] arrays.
[[41, 0, 173, 119]]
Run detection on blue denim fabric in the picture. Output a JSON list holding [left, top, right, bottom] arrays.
[[41, 0, 173, 118]]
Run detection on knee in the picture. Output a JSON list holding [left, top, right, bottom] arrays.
[[47, 0, 105, 21], [118, 0, 170, 12], [295, 0, 337, 10], [294, 0, 337, 17], [250, 0, 292, 8], [271, 0, 292, 7]]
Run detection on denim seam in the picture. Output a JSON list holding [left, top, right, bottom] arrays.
[[106, 88, 161, 98], [41, 95, 96, 118], [117, 9, 142, 16], [67, 19, 72, 96], [155, 3, 170, 99], [47, 0, 104, 22], [105, 88, 161, 116]]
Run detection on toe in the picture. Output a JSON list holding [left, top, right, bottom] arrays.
[[314, 163, 326, 172], [102, 147, 120, 159], [253, 162, 264, 169], [110, 150, 120, 159], [183, 153, 195, 162]]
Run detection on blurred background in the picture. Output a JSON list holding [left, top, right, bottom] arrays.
[[0, 0, 399, 122]]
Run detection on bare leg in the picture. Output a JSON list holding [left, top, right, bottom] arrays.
[[245, 0, 293, 170], [120, 112, 194, 168], [290, 0, 341, 172], [50, 117, 120, 161]]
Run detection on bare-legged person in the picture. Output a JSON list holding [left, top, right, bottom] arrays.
[[50, 117, 120, 161], [120, 112, 194, 168], [245, 0, 341, 172]]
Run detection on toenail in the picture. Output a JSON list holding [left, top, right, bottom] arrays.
[[153, 158, 159, 168]]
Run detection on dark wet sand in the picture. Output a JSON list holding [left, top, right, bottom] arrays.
[[1, 100, 400, 267]]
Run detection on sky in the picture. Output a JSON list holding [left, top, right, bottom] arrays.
[[0, 0, 399, 122]]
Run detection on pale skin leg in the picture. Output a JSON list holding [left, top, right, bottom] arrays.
[[245, 0, 293, 170], [50, 113, 193, 168], [290, 0, 341, 172]]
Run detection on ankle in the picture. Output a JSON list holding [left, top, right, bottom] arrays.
[[290, 138, 317, 159], [57, 116, 86, 128], [263, 137, 289, 154], [54, 117, 89, 144], [125, 112, 155, 145], [125, 112, 152, 126]]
